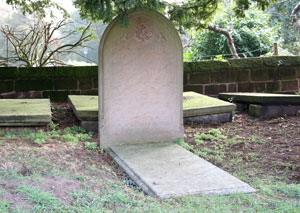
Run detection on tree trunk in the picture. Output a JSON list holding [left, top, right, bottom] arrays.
[[291, 2, 300, 55], [291, 3, 300, 33], [207, 24, 239, 59]]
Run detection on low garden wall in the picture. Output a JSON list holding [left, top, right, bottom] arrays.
[[0, 66, 98, 101], [0, 56, 300, 101]]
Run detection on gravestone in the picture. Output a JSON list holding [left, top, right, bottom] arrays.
[[99, 10, 183, 148], [98, 10, 255, 198]]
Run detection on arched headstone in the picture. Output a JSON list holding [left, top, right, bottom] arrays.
[[99, 10, 183, 148]]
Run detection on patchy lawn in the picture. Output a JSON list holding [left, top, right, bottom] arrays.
[[0, 103, 299, 212]]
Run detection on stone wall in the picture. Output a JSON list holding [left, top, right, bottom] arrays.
[[184, 56, 300, 96], [0, 66, 98, 101], [0, 56, 300, 101]]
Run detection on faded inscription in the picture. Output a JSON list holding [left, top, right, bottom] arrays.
[[135, 23, 152, 42]]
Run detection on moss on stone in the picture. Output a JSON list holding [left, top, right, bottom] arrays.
[[188, 60, 230, 72], [0, 67, 19, 79], [42, 91, 71, 101], [183, 92, 234, 110], [228, 58, 263, 70], [262, 56, 300, 67], [0, 99, 51, 125]]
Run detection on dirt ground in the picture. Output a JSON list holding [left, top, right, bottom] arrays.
[[52, 102, 299, 183], [0, 102, 299, 212], [184, 112, 300, 183]]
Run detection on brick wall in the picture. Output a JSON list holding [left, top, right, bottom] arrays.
[[0, 66, 98, 101], [184, 56, 300, 96], [0, 56, 300, 101]]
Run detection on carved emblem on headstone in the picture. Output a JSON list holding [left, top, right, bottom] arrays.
[[121, 32, 128, 41], [159, 32, 166, 42], [135, 23, 152, 42]]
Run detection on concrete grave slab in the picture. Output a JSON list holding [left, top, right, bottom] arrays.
[[98, 10, 183, 148], [0, 99, 51, 126], [219, 92, 300, 105], [68, 95, 98, 121], [219, 92, 300, 117], [68, 92, 236, 130], [109, 142, 255, 198], [249, 104, 300, 117], [183, 92, 236, 123]]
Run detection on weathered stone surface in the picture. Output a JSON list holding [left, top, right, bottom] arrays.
[[16, 79, 53, 91], [184, 85, 204, 94], [253, 83, 266, 92], [69, 92, 236, 123], [0, 80, 14, 93], [229, 70, 249, 82], [279, 68, 297, 80], [98, 10, 183, 148], [281, 80, 298, 91], [109, 142, 255, 198], [238, 83, 254, 92], [0, 67, 18, 79], [229, 58, 263, 70], [81, 121, 98, 133], [249, 104, 300, 117], [250, 69, 269, 81], [79, 78, 93, 90], [219, 92, 300, 105], [228, 84, 237, 92], [183, 92, 235, 117], [189, 72, 210, 84], [188, 60, 230, 72], [266, 82, 280, 92], [205, 84, 227, 95], [262, 56, 300, 67], [68, 95, 98, 121], [211, 71, 229, 83], [42, 91, 71, 101], [54, 79, 77, 90], [0, 99, 51, 126], [184, 112, 233, 124]]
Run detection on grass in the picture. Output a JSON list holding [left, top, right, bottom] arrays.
[[15, 184, 64, 212], [0, 124, 299, 212]]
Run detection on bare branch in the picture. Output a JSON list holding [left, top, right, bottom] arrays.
[[207, 24, 239, 58]]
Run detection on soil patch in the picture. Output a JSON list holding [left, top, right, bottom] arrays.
[[184, 112, 300, 183]]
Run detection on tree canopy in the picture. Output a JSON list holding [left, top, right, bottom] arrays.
[[6, 0, 275, 29], [185, 7, 279, 61]]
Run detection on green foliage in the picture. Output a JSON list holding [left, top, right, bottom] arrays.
[[186, 8, 280, 60], [74, 0, 165, 26], [48, 121, 56, 131], [173, 138, 193, 151], [6, 0, 275, 31], [5, 0, 68, 18], [0, 201, 10, 213], [84, 142, 98, 150], [267, 0, 299, 54], [63, 125, 86, 135], [0, 125, 93, 146], [26, 130, 50, 145]]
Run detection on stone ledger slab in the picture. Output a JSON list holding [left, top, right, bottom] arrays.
[[0, 99, 51, 126], [68, 95, 98, 121], [183, 92, 236, 117], [219, 92, 300, 105], [109, 143, 255, 198], [68, 93, 236, 129]]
